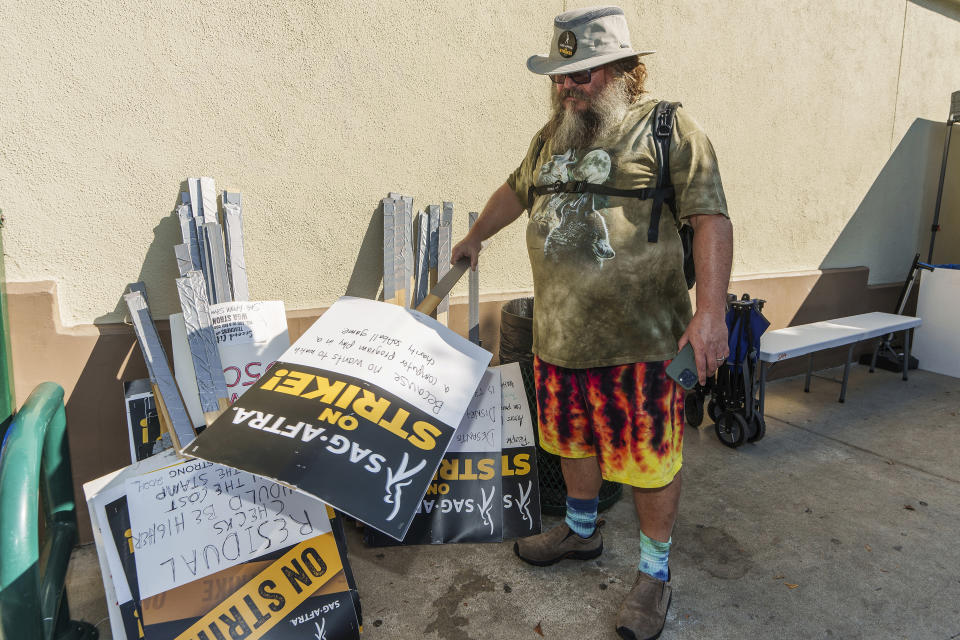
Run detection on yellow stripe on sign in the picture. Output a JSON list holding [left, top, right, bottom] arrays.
[[175, 535, 343, 640]]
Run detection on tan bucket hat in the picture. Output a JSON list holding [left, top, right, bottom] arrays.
[[526, 6, 654, 76]]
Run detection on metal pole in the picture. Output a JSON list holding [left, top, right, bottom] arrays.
[[902, 329, 912, 382], [839, 344, 854, 403], [759, 361, 768, 416], [468, 211, 480, 345], [927, 118, 956, 263], [0, 216, 15, 437]]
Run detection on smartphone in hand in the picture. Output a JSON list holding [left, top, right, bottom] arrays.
[[665, 342, 699, 390]]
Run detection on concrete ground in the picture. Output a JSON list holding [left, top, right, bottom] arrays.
[[67, 366, 960, 639]]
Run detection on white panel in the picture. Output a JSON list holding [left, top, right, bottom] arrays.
[[913, 268, 960, 378]]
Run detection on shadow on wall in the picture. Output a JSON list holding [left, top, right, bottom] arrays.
[[818, 118, 946, 288], [344, 203, 386, 301], [95, 185, 389, 323], [731, 118, 955, 380], [791, 118, 954, 329], [67, 183, 185, 542], [94, 183, 188, 324], [65, 327, 149, 543], [924, 114, 960, 265], [910, 0, 960, 22]]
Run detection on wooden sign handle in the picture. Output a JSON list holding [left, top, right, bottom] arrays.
[[415, 256, 471, 316]]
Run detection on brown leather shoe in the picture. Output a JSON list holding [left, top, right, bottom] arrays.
[[513, 523, 603, 566], [615, 572, 672, 640]]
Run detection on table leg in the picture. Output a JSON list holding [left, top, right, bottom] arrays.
[[804, 354, 813, 393], [902, 329, 911, 381], [869, 340, 879, 373], [839, 344, 854, 403]]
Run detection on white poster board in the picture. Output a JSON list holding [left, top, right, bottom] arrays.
[[448, 368, 502, 454], [83, 450, 183, 640], [124, 459, 331, 599], [279, 297, 490, 428], [914, 268, 960, 378], [500, 363, 535, 449], [498, 362, 542, 538]]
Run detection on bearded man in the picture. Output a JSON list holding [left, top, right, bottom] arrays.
[[451, 6, 732, 639]]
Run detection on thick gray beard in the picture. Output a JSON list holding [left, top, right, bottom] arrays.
[[547, 77, 631, 150]]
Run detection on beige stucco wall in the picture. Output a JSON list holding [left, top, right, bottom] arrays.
[[2, 0, 959, 326]]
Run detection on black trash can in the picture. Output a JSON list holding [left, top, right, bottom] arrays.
[[499, 298, 622, 516]]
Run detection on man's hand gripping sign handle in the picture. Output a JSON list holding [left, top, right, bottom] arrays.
[[415, 244, 486, 316]]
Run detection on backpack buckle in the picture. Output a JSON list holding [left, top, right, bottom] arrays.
[[656, 111, 672, 137]]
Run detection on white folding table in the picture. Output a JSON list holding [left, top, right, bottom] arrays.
[[757, 312, 922, 411]]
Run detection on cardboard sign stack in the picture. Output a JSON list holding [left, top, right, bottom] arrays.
[[174, 195, 538, 545], [92, 187, 544, 639], [89, 178, 362, 639], [84, 452, 362, 639]]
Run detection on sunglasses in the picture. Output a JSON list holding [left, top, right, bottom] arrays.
[[549, 69, 593, 85]]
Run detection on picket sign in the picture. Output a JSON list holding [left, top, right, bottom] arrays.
[[84, 451, 361, 640], [125, 286, 198, 450], [125, 459, 332, 599], [365, 362, 541, 546], [124, 379, 171, 463], [499, 362, 542, 538], [372, 368, 502, 545], [185, 271, 491, 541]]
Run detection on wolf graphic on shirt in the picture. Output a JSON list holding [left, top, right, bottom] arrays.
[[532, 148, 614, 267]]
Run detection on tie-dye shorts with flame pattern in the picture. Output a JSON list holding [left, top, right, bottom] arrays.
[[532, 356, 684, 488]]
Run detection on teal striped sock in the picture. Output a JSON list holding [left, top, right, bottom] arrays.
[[638, 530, 671, 581], [564, 496, 599, 538]]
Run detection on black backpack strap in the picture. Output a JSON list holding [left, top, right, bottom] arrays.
[[648, 100, 681, 243], [526, 134, 548, 211], [529, 181, 673, 201]]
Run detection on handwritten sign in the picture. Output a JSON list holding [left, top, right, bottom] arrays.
[[125, 459, 331, 599], [281, 297, 490, 427], [499, 363, 542, 538], [211, 301, 279, 346], [449, 369, 501, 454], [83, 450, 183, 640], [186, 296, 492, 540], [171, 300, 290, 427]]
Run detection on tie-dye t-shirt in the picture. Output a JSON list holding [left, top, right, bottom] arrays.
[[506, 97, 728, 368]]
